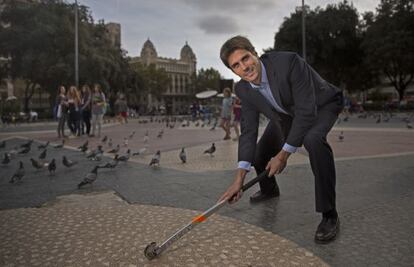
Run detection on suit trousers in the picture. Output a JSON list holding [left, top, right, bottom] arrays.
[[253, 109, 338, 213]]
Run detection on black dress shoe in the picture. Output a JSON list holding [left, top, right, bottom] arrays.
[[315, 216, 340, 244], [249, 187, 280, 203]]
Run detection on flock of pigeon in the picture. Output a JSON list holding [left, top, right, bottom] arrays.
[[1, 139, 65, 184], [335, 111, 413, 142], [1, 117, 219, 189]]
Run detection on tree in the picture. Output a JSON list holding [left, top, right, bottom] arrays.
[[194, 67, 221, 93], [130, 62, 170, 99], [0, 0, 132, 111], [273, 1, 376, 92], [362, 0, 414, 101]]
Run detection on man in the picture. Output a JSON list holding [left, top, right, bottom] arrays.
[[218, 36, 344, 243]]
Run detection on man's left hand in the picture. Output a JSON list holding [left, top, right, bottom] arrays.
[[266, 150, 291, 176]]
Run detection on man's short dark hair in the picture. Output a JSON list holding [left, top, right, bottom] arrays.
[[220, 35, 257, 69]]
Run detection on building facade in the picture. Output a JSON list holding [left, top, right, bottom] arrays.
[[105, 22, 121, 48], [129, 39, 197, 114]]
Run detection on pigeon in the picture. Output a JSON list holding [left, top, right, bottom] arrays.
[[132, 147, 147, 156], [78, 141, 88, 152], [0, 140, 5, 149], [38, 141, 49, 150], [87, 145, 103, 161], [38, 149, 47, 159], [62, 156, 78, 168], [123, 137, 128, 147], [101, 135, 108, 143], [78, 166, 99, 189], [20, 139, 33, 148], [2, 153, 11, 165], [376, 115, 381, 123], [210, 120, 217, 131], [407, 122, 413, 129], [143, 131, 149, 143], [7, 147, 19, 158], [108, 138, 113, 147], [9, 161, 24, 183], [117, 149, 131, 162], [18, 146, 31, 154], [204, 143, 216, 157], [129, 131, 136, 139], [179, 148, 186, 163], [149, 151, 161, 166], [98, 155, 119, 169], [343, 116, 349, 122], [30, 158, 46, 170], [107, 144, 120, 154], [338, 131, 344, 142], [157, 130, 164, 139], [54, 139, 65, 148], [48, 158, 56, 175]]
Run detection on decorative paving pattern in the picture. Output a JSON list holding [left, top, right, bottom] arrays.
[[0, 192, 327, 267]]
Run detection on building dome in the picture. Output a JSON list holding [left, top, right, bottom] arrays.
[[141, 38, 157, 59], [180, 41, 196, 62]]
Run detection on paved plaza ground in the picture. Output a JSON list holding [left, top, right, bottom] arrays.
[[0, 112, 413, 266]]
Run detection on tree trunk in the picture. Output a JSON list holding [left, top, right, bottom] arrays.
[[23, 81, 36, 113]]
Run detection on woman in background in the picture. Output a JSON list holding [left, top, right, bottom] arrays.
[[80, 85, 92, 135], [220, 87, 233, 140], [56, 85, 68, 138], [67, 86, 81, 137], [90, 84, 106, 137]]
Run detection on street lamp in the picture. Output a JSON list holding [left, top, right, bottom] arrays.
[[301, 0, 306, 62], [75, 0, 79, 88]]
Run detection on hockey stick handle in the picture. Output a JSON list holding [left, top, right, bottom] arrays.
[[241, 170, 269, 192]]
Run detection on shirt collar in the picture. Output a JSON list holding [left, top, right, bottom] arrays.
[[249, 61, 268, 89]]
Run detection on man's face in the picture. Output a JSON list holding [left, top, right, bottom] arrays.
[[228, 49, 261, 84]]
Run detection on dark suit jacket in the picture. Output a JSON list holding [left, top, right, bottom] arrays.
[[235, 51, 343, 163]]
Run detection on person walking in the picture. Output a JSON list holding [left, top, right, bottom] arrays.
[[220, 87, 233, 140], [114, 93, 128, 124], [218, 36, 344, 243], [232, 97, 241, 141], [90, 84, 106, 138]]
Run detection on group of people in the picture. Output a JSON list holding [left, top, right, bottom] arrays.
[[220, 87, 241, 141], [55, 83, 106, 138]]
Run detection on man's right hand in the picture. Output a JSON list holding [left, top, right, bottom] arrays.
[[218, 169, 247, 204]]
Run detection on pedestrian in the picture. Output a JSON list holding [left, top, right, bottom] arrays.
[[56, 85, 68, 138], [232, 97, 241, 141], [90, 83, 106, 138], [220, 87, 233, 140], [114, 93, 128, 124], [80, 84, 92, 135], [66, 86, 81, 137], [218, 36, 344, 243]]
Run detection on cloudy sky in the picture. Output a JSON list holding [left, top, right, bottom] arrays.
[[76, 0, 380, 80]]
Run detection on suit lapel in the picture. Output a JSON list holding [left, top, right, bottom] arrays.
[[262, 56, 283, 110], [245, 84, 281, 121]]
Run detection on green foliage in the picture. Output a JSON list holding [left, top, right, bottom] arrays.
[[362, 0, 414, 101], [194, 67, 221, 93], [273, 1, 377, 92], [0, 0, 134, 111], [130, 62, 171, 99]]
